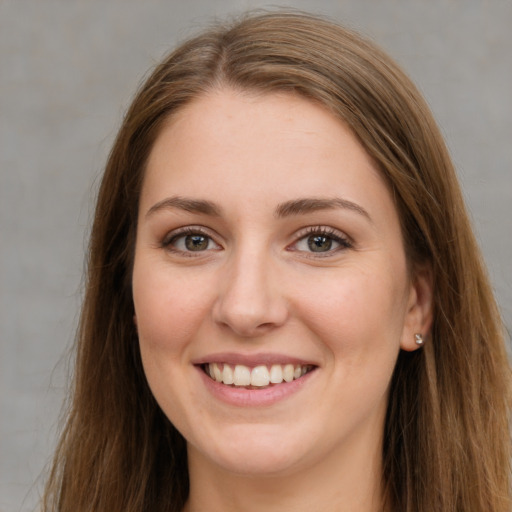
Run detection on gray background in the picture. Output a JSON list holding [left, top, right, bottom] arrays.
[[1, 1, 510, 510]]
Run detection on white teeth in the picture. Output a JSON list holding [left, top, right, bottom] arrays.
[[251, 365, 270, 387], [233, 365, 251, 386], [207, 362, 312, 387], [283, 364, 294, 382], [222, 364, 234, 385], [269, 364, 283, 384], [210, 363, 222, 382]]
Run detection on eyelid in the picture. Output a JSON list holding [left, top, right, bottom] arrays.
[[287, 225, 353, 255], [161, 225, 222, 254], [160, 224, 351, 257]]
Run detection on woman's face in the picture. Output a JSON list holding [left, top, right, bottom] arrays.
[[132, 89, 429, 478]]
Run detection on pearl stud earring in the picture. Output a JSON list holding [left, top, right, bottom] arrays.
[[414, 333, 424, 346]]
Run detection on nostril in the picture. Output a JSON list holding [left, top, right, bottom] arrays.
[[215, 318, 282, 338]]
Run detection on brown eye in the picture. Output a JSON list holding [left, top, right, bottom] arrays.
[[184, 234, 209, 251], [163, 229, 221, 254], [290, 227, 352, 256], [307, 235, 333, 252]]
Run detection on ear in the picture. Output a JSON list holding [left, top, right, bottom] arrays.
[[400, 264, 434, 352]]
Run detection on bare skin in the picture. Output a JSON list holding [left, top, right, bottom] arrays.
[[133, 89, 432, 512]]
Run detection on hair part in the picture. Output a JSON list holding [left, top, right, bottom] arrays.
[[43, 11, 511, 512]]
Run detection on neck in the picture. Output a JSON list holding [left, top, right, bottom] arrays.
[[183, 432, 385, 512]]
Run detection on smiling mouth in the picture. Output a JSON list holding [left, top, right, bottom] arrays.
[[202, 363, 315, 388]]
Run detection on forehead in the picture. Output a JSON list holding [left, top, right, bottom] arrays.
[[143, 89, 383, 193], [138, 88, 403, 236]]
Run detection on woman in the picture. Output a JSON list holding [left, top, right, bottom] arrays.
[[43, 11, 511, 512]]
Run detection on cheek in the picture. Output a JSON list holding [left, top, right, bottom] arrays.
[[132, 263, 214, 355], [284, 266, 408, 447], [132, 263, 214, 418], [292, 265, 409, 357]]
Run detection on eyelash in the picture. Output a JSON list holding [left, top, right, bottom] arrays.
[[289, 226, 352, 256], [161, 225, 352, 256], [161, 226, 220, 256]]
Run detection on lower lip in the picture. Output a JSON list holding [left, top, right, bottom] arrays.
[[196, 366, 316, 407]]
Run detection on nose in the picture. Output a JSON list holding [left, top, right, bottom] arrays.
[[212, 248, 289, 338]]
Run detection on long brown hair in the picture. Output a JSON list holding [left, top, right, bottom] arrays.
[[43, 11, 511, 511]]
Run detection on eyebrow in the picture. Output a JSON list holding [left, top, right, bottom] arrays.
[[275, 197, 371, 221], [146, 196, 222, 218], [145, 195, 371, 222]]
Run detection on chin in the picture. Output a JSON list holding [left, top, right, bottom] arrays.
[[210, 450, 305, 477], [189, 425, 311, 477]]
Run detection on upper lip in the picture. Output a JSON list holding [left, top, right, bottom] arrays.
[[191, 352, 318, 367]]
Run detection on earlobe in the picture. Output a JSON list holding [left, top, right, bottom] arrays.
[[400, 265, 434, 352]]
